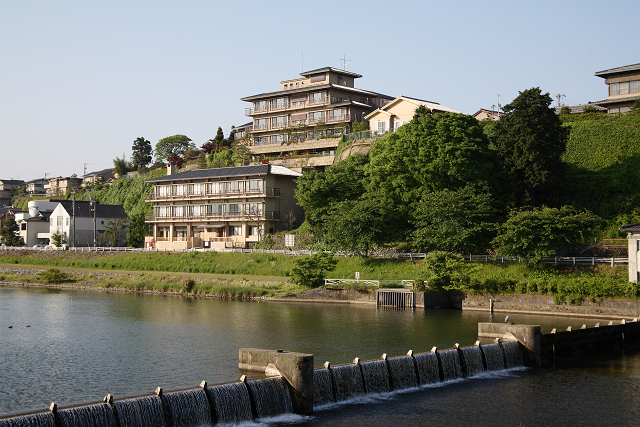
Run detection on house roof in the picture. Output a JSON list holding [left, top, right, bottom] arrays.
[[24, 178, 48, 184], [83, 168, 115, 179], [595, 63, 640, 77], [241, 83, 392, 102], [299, 67, 362, 78], [0, 179, 25, 185], [364, 95, 462, 120], [553, 104, 607, 114], [594, 95, 640, 105], [56, 201, 127, 219], [472, 108, 503, 117], [620, 223, 640, 233], [146, 164, 302, 184]]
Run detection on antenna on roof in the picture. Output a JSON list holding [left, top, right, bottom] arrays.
[[340, 54, 352, 70], [302, 51, 303, 72]]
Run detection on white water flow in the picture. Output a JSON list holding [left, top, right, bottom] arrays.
[[386, 356, 418, 389], [313, 369, 335, 407], [329, 364, 365, 402], [413, 352, 440, 385], [206, 382, 252, 424], [0, 412, 56, 427], [481, 343, 506, 371], [245, 377, 292, 419], [359, 360, 391, 393], [56, 403, 116, 427], [113, 395, 166, 427], [438, 349, 462, 381], [161, 389, 211, 427], [460, 346, 485, 377], [502, 341, 524, 368]]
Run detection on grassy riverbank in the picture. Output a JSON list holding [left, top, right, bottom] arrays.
[[0, 250, 636, 303]]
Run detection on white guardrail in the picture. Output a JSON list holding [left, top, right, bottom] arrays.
[[0, 245, 629, 267]]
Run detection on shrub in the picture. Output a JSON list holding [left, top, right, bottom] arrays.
[[184, 278, 196, 293], [420, 252, 470, 291], [37, 268, 70, 284], [289, 252, 338, 288]]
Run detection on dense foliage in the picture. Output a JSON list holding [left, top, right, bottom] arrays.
[[154, 135, 192, 162], [0, 218, 24, 246]]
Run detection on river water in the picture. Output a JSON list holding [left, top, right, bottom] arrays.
[[1, 286, 639, 425]]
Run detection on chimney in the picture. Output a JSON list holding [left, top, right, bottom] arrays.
[[167, 164, 176, 175]]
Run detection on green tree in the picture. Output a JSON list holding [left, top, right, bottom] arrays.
[[125, 212, 150, 247], [419, 252, 470, 291], [50, 230, 66, 247], [155, 135, 192, 162], [412, 186, 497, 253], [113, 153, 134, 178], [131, 137, 153, 170], [492, 87, 569, 206], [492, 206, 603, 263], [98, 218, 128, 247], [208, 149, 234, 168], [323, 198, 390, 255], [559, 106, 572, 116], [0, 218, 24, 246], [213, 127, 226, 150], [295, 153, 369, 234], [365, 112, 495, 238], [351, 120, 369, 133], [632, 99, 640, 110], [289, 252, 338, 288]]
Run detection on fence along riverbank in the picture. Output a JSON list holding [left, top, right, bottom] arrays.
[[1, 339, 525, 427]]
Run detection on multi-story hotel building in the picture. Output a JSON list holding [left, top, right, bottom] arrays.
[[595, 63, 640, 113], [240, 67, 394, 168], [144, 164, 303, 250]]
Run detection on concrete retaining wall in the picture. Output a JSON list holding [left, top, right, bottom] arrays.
[[275, 288, 377, 304], [464, 294, 640, 319]]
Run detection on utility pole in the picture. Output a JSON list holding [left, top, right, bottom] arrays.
[[90, 198, 97, 247], [555, 93, 566, 108], [72, 193, 76, 248]]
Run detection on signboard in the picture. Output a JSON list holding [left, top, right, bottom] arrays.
[[285, 234, 295, 247], [355, 272, 360, 280]]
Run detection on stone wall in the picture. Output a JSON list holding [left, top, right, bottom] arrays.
[[275, 287, 377, 304]]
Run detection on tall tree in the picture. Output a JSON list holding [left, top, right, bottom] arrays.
[[492, 87, 569, 207], [213, 127, 226, 150], [365, 112, 495, 238], [131, 137, 153, 170], [0, 218, 24, 246], [155, 135, 192, 162], [113, 153, 133, 178]]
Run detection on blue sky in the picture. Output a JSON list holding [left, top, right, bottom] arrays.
[[1, 0, 637, 181]]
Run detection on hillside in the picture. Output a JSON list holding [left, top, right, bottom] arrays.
[[561, 110, 640, 229]]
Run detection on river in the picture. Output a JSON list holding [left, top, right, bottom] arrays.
[[1, 285, 638, 425]]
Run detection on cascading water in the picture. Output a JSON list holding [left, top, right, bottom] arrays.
[[460, 346, 485, 377], [56, 403, 117, 427], [313, 369, 335, 407], [245, 377, 292, 419], [113, 395, 166, 427], [161, 389, 211, 427], [413, 352, 440, 385], [438, 349, 462, 381], [501, 341, 524, 368], [330, 364, 365, 401], [359, 360, 391, 393], [0, 412, 56, 427], [206, 382, 252, 424], [481, 343, 506, 371], [386, 356, 418, 390]]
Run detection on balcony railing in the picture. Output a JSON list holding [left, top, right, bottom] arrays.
[[146, 187, 280, 201], [146, 211, 280, 222]]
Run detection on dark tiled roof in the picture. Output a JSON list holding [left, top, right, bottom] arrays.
[[620, 223, 640, 232], [83, 168, 115, 179], [57, 201, 127, 219], [0, 179, 25, 185], [299, 67, 362, 78], [594, 95, 640, 105], [146, 164, 282, 183], [595, 63, 640, 77]]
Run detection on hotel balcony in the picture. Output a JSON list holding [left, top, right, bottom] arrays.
[[146, 211, 280, 222], [250, 114, 359, 135], [245, 96, 375, 116], [146, 187, 280, 202]]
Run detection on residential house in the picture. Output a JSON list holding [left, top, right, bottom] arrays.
[[144, 164, 303, 250], [83, 168, 115, 187], [241, 67, 394, 168], [0, 179, 25, 205], [554, 104, 607, 115], [45, 176, 82, 195], [49, 201, 128, 247], [15, 201, 61, 246], [365, 96, 462, 134], [0, 207, 26, 245], [594, 63, 640, 113], [25, 178, 48, 194], [472, 108, 503, 121]]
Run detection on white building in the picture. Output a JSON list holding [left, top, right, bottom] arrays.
[[49, 201, 128, 247]]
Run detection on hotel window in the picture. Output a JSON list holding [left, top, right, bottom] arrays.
[[229, 225, 242, 236], [226, 181, 241, 193], [243, 203, 263, 215], [254, 136, 268, 145], [255, 118, 268, 130], [271, 116, 287, 128], [309, 92, 325, 104], [271, 134, 285, 144], [310, 73, 326, 83], [248, 226, 259, 236], [207, 182, 223, 194], [291, 95, 306, 107], [619, 81, 630, 95], [255, 100, 268, 112], [290, 113, 307, 124], [157, 185, 170, 196], [172, 206, 185, 217], [272, 98, 287, 109], [226, 203, 241, 214], [192, 205, 204, 216], [328, 108, 345, 121], [156, 206, 169, 217], [631, 80, 640, 94], [245, 179, 262, 192], [206, 204, 223, 215], [309, 111, 325, 123], [609, 83, 619, 96], [172, 185, 186, 196]]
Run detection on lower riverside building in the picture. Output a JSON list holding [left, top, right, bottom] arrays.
[[144, 164, 304, 250], [49, 201, 128, 247]]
